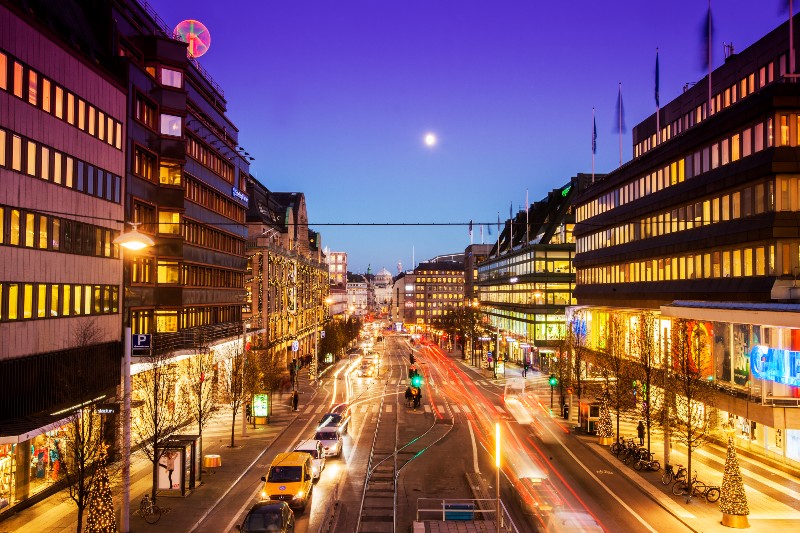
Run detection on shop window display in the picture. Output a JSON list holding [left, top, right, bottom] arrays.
[[0, 428, 67, 513]]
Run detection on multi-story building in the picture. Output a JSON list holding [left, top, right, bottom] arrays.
[[373, 267, 393, 315], [244, 179, 329, 370], [390, 271, 412, 326], [0, 1, 125, 514], [573, 17, 800, 469], [115, 0, 248, 347], [464, 244, 493, 303], [410, 261, 465, 327], [347, 274, 369, 316], [476, 178, 586, 369], [328, 250, 347, 287]]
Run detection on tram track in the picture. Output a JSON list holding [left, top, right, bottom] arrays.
[[355, 337, 456, 533]]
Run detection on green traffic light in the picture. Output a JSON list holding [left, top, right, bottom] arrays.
[[548, 374, 558, 387], [411, 375, 423, 387]]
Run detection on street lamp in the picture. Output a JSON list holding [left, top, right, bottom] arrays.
[[114, 223, 154, 533]]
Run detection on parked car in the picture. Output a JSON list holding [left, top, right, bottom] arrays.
[[293, 439, 325, 480], [236, 501, 295, 532], [260, 452, 314, 512], [314, 428, 343, 457]]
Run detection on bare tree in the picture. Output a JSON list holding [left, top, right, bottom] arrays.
[[248, 336, 288, 420], [219, 341, 247, 448], [55, 319, 110, 533], [668, 319, 716, 488], [633, 311, 659, 453], [182, 349, 217, 482], [131, 344, 190, 503], [599, 311, 635, 441], [566, 310, 590, 403]]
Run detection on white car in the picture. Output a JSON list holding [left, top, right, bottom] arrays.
[[294, 439, 325, 480], [314, 428, 342, 457]]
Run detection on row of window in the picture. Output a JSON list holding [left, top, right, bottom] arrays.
[[186, 133, 235, 184], [578, 180, 774, 254], [128, 201, 182, 236], [0, 127, 123, 204], [577, 243, 785, 285], [579, 116, 776, 223], [185, 173, 246, 223], [415, 277, 463, 283], [0, 205, 120, 258], [130, 256, 244, 287], [132, 146, 182, 186], [0, 282, 119, 322], [132, 92, 184, 138], [635, 54, 779, 157], [0, 50, 123, 150], [130, 305, 241, 334], [182, 218, 245, 256]]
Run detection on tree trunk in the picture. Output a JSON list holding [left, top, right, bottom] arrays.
[[230, 410, 236, 448], [197, 425, 204, 483], [75, 503, 84, 533], [151, 455, 158, 502]]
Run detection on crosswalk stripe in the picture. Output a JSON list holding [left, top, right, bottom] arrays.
[[303, 405, 313, 413], [315, 405, 325, 413], [373, 405, 379, 413], [386, 405, 392, 413], [452, 405, 461, 413], [461, 405, 471, 412], [424, 405, 431, 413], [360, 405, 369, 413]]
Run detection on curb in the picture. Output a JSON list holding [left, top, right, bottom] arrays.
[[575, 435, 702, 533]]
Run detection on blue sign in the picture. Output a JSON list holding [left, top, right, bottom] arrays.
[[232, 187, 249, 204], [133, 334, 151, 350], [750, 345, 800, 387], [291, 341, 299, 352]]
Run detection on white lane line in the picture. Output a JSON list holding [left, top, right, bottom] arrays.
[[468, 419, 480, 474], [360, 405, 369, 413], [540, 422, 662, 532], [385, 404, 392, 413], [452, 405, 461, 414], [461, 405, 471, 412]]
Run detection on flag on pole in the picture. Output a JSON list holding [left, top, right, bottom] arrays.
[[614, 83, 626, 166], [480, 224, 484, 243], [655, 49, 660, 108], [468, 220, 473, 244], [592, 114, 597, 155], [781, 0, 794, 75], [701, 3, 713, 72]]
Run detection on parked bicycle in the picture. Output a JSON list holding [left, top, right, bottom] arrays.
[[661, 463, 687, 485], [139, 494, 162, 524], [633, 451, 661, 472], [672, 472, 718, 502], [610, 436, 626, 456]]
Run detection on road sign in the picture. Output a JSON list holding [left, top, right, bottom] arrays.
[[320, 331, 325, 339], [291, 340, 299, 352], [132, 334, 151, 350]]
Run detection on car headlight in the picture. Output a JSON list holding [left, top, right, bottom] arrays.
[[294, 490, 305, 499], [312, 467, 319, 475], [260, 491, 267, 499]]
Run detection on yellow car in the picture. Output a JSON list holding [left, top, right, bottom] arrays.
[[260, 452, 314, 513]]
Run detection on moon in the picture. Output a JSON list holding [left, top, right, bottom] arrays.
[[424, 132, 437, 147]]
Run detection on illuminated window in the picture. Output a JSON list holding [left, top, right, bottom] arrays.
[[41, 146, 49, 180], [67, 93, 75, 125], [50, 285, 59, 317], [52, 219, 60, 250], [26, 141, 36, 176], [98, 110, 105, 140], [160, 114, 182, 137], [115, 123, 122, 149], [84, 284, 92, 315], [23, 283, 33, 319], [0, 52, 6, 90], [159, 162, 182, 185], [24, 213, 34, 247], [62, 285, 71, 316], [0, 129, 5, 166], [13, 61, 23, 98], [37, 284, 46, 318], [133, 147, 156, 181], [8, 284, 18, 320], [158, 211, 181, 235], [41, 78, 50, 112], [155, 310, 178, 332], [11, 134, 21, 171], [88, 106, 95, 135], [65, 156, 74, 188], [73, 285, 82, 315], [161, 68, 183, 88], [55, 86, 63, 118], [28, 70, 37, 105], [39, 215, 47, 248], [10, 209, 20, 245], [157, 261, 180, 284], [780, 115, 789, 146], [78, 99, 85, 130]]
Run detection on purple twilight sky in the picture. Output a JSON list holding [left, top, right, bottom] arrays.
[[151, 0, 790, 274]]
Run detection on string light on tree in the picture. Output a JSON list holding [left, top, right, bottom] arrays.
[[85, 443, 117, 533], [720, 425, 749, 528], [597, 392, 614, 445]]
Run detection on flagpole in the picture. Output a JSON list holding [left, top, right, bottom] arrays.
[[618, 83, 623, 166], [509, 203, 513, 252], [481, 224, 484, 245], [592, 108, 597, 183], [656, 48, 660, 147], [708, 0, 712, 117], [791, 0, 795, 75], [525, 189, 529, 244]]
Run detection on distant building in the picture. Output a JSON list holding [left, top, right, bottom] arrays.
[[373, 267, 393, 314], [464, 244, 493, 303], [410, 261, 465, 327], [347, 273, 368, 316], [328, 251, 347, 287]]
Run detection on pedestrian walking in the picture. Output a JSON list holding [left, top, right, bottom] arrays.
[[246, 403, 251, 423], [404, 386, 413, 407], [291, 390, 299, 411], [637, 420, 645, 446], [522, 362, 529, 378]]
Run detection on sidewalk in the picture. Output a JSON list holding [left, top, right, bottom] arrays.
[[455, 354, 800, 531], [1, 375, 316, 533]]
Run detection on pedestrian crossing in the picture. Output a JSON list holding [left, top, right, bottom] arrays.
[[390, 378, 496, 387], [304, 401, 482, 416]]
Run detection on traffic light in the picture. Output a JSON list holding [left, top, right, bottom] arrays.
[[411, 374, 423, 388], [410, 352, 415, 365], [548, 374, 558, 387]]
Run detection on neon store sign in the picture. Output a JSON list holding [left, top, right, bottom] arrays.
[[749, 345, 800, 387]]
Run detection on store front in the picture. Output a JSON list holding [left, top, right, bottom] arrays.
[[0, 421, 69, 516]]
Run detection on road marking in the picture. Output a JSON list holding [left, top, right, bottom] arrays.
[[540, 423, 661, 532], [360, 405, 369, 413], [424, 405, 431, 413], [315, 405, 325, 413], [461, 405, 471, 412], [467, 419, 480, 474], [385, 404, 392, 413], [452, 405, 461, 414]]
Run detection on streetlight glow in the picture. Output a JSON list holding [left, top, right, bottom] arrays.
[[424, 132, 437, 147]]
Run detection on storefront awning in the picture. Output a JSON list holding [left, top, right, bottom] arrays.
[[661, 300, 800, 328], [0, 414, 72, 444]]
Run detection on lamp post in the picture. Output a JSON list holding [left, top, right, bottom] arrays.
[[311, 296, 333, 383], [114, 223, 154, 533], [495, 421, 501, 532]]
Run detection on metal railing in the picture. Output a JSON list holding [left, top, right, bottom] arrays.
[[415, 498, 519, 532], [150, 322, 244, 355]]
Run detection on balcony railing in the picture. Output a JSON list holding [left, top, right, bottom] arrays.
[[149, 322, 244, 355]]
